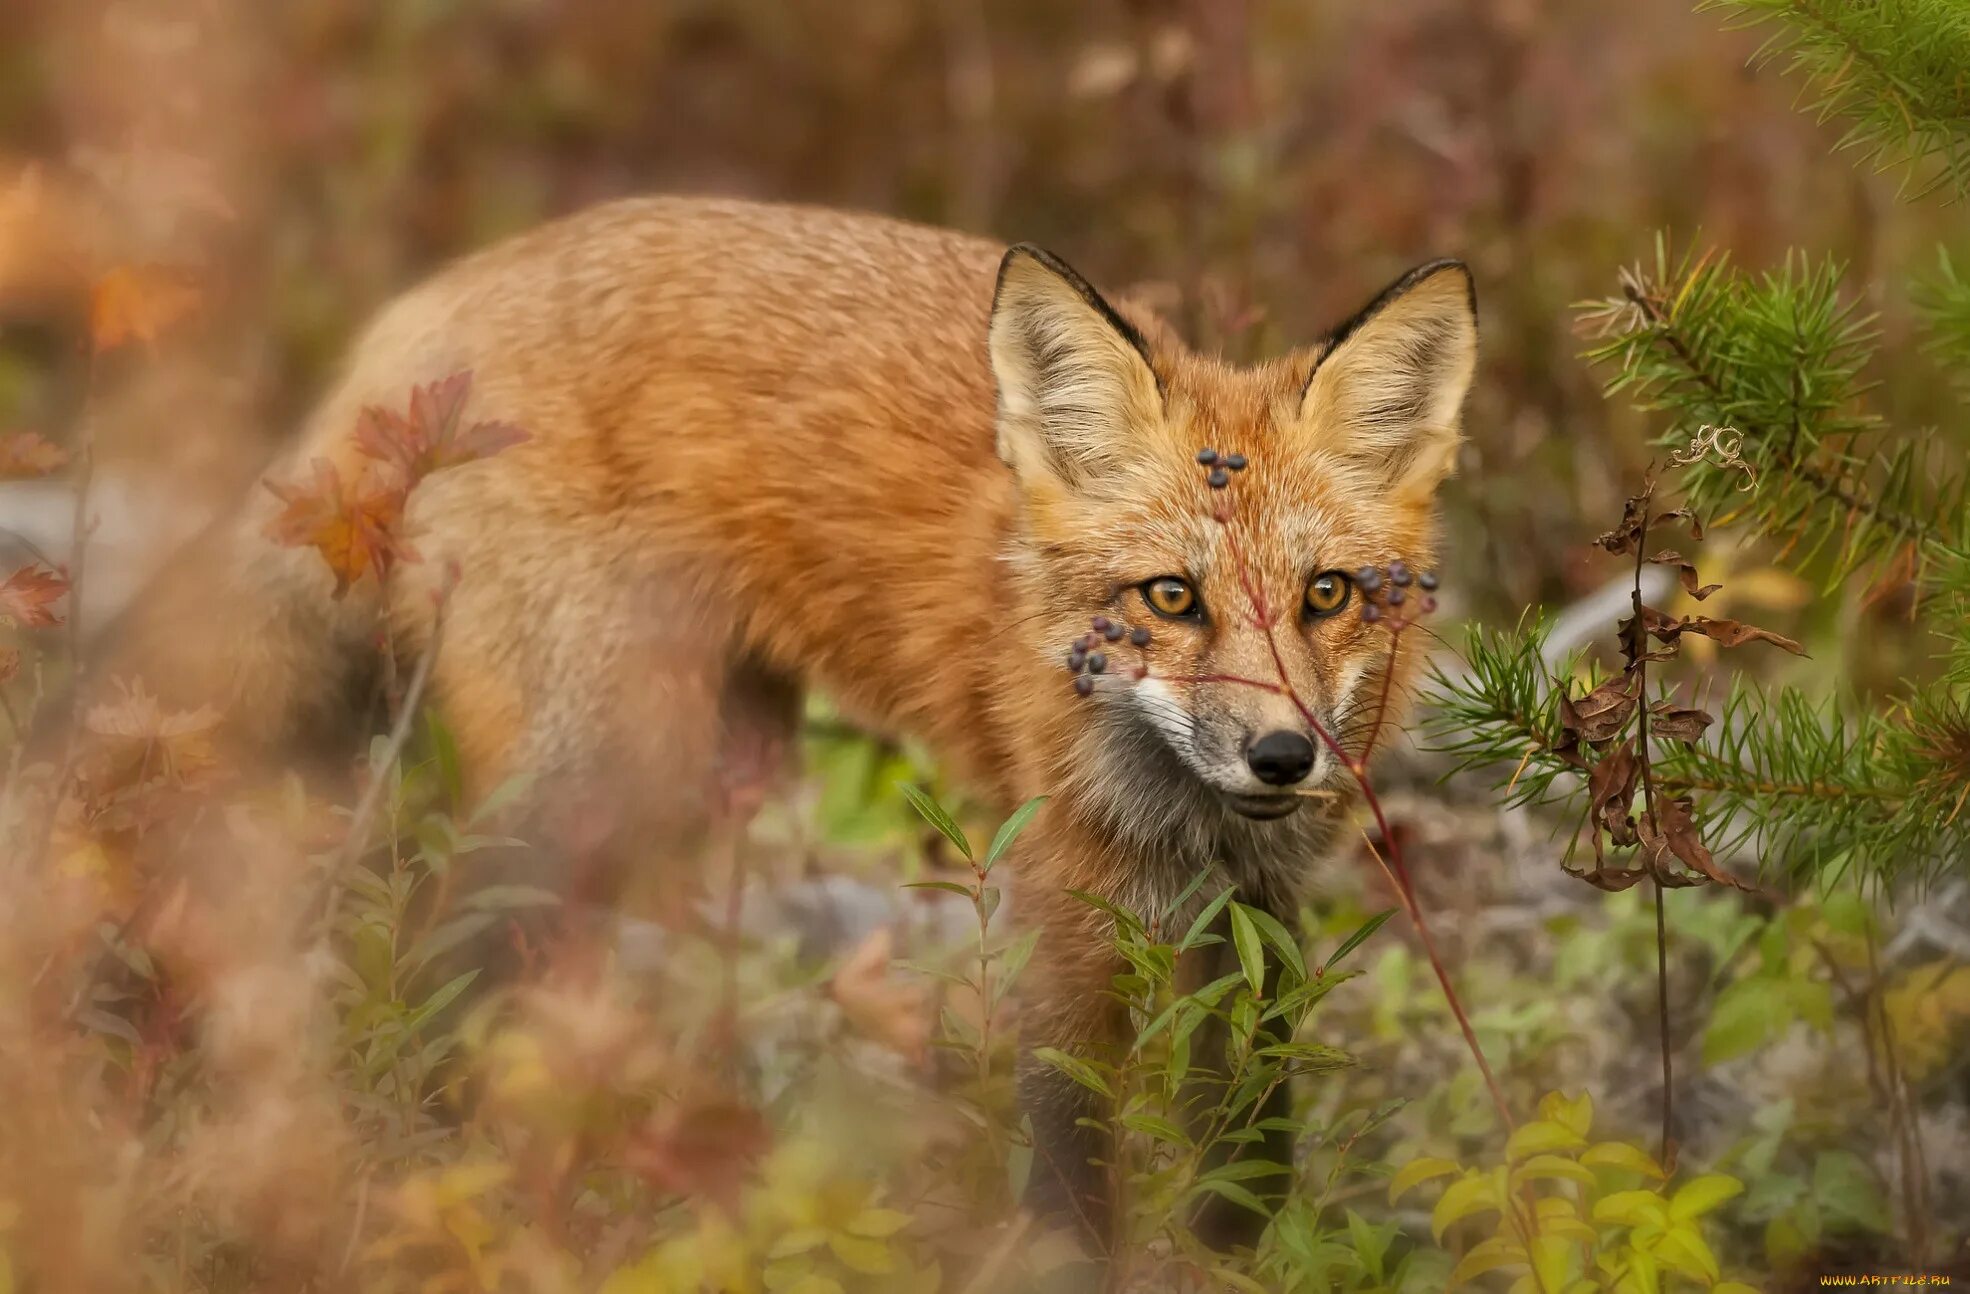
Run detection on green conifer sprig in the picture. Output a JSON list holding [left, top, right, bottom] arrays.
[[1428, 624, 1970, 888], [1701, 0, 1970, 199]]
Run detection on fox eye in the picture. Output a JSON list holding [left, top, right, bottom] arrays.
[[1304, 571, 1352, 618], [1141, 577, 1200, 620]]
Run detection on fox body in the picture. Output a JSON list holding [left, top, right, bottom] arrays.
[[99, 196, 1477, 1242]]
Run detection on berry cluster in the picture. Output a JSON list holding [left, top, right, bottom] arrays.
[[1354, 560, 1439, 628], [1065, 614, 1151, 695], [1195, 447, 1248, 490]]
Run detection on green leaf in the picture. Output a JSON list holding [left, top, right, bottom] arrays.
[[1180, 886, 1237, 952], [901, 880, 974, 897], [1326, 908, 1397, 970], [1230, 904, 1267, 994], [1187, 1177, 1269, 1217], [899, 785, 972, 861], [1163, 864, 1216, 919], [1031, 1046, 1113, 1098], [983, 796, 1046, 872], [1702, 976, 1789, 1063], [1346, 1209, 1390, 1283], [1238, 904, 1307, 980], [1118, 1112, 1190, 1146]]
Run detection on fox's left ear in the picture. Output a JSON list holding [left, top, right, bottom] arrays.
[[1301, 259, 1477, 500]]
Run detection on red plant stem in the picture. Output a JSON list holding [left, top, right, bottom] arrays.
[[1214, 509, 1518, 1133]]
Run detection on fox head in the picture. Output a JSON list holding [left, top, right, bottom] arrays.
[[988, 244, 1476, 850]]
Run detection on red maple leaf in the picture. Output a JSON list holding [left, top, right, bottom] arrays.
[[353, 370, 528, 487], [0, 431, 67, 479], [262, 459, 416, 597], [0, 562, 67, 627]]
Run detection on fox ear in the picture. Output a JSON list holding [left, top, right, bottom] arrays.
[[988, 244, 1162, 490], [1301, 260, 1477, 499]]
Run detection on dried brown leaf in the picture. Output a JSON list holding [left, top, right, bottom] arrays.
[[1649, 702, 1715, 744], [1646, 549, 1721, 600]]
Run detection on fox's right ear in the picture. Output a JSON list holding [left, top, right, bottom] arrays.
[[988, 244, 1162, 491]]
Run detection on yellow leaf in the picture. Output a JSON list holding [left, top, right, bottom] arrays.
[[1582, 1142, 1668, 1179], [1648, 1223, 1720, 1283], [1449, 1237, 1526, 1286], [1538, 1090, 1595, 1139], [1513, 1154, 1597, 1188], [828, 1233, 894, 1275], [1530, 1234, 1577, 1291], [1432, 1172, 1502, 1243], [847, 1207, 911, 1238], [1388, 1156, 1461, 1203], [1668, 1173, 1743, 1221], [1592, 1189, 1670, 1230], [1506, 1119, 1587, 1161]]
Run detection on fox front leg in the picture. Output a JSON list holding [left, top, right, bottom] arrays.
[[1014, 894, 1128, 1251]]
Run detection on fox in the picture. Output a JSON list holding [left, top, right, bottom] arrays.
[[82, 195, 1477, 1248]]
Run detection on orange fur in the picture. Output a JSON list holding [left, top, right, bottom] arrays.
[[95, 195, 1478, 1242]]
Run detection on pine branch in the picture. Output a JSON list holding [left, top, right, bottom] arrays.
[[1426, 625, 1970, 888], [1577, 238, 1967, 581], [1702, 0, 1970, 199]]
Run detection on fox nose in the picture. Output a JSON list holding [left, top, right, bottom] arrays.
[[1245, 730, 1316, 786]]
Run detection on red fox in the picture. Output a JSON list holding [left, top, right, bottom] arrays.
[[90, 196, 1477, 1245]]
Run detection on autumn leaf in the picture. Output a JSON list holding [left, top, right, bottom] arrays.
[[628, 1090, 771, 1211], [90, 264, 201, 353], [1639, 795, 1754, 893], [1585, 738, 1640, 860], [354, 370, 528, 486], [1649, 702, 1715, 744], [79, 676, 224, 798], [1560, 673, 1640, 745], [0, 562, 68, 627], [1685, 616, 1806, 655], [0, 431, 67, 479], [262, 458, 415, 597], [1647, 549, 1721, 600]]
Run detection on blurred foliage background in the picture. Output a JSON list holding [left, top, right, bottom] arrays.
[[2, 0, 1964, 626], [4, 1, 1970, 1289]]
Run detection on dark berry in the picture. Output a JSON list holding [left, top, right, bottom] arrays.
[[1356, 566, 1383, 593], [1129, 626, 1152, 647], [1091, 615, 1112, 633], [1422, 595, 1438, 613], [1079, 632, 1097, 650], [1418, 571, 1439, 591], [1388, 587, 1406, 607], [1388, 560, 1412, 586], [1067, 648, 1085, 671], [1225, 453, 1247, 471], [1073, 675, 1094, 696], [1207, 467, 1230, 489], [1104, 622, 1125, 642], [1362, 604, 1382, 623], [1087, 652, 1108, 674], [1196, 448, 1220, 465]]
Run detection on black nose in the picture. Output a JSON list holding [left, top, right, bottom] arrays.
[[1245, 730, 1315, 786]]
